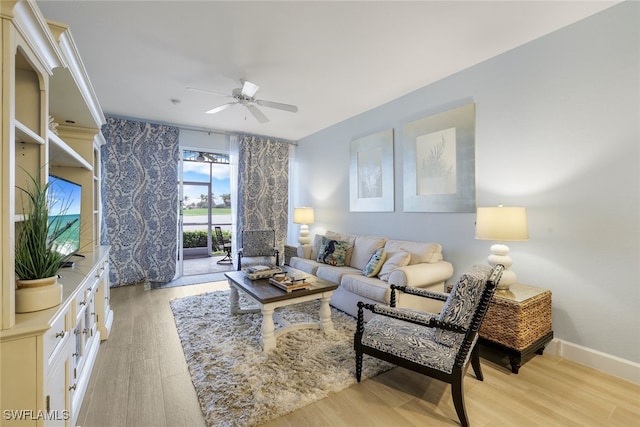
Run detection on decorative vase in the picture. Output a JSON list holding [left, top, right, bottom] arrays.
[[15, 276, 62, 313]]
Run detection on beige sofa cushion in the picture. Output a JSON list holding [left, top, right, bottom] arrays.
[[316, 265, 361, 284], [384, 239, 443, 264], [310, 234, 323, 260], [289, 257, 320, 275], [350, 235, 386, 270], [341, 274, 391, 304], [378, 250, 411, 281]]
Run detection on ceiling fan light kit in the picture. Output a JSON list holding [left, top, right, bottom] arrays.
[[195, 80, 298, 123]]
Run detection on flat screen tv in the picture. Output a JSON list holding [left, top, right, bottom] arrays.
[[47, 175, 82, 256]]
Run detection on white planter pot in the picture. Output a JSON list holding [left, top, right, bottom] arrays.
[[15, 276, 62, 313]]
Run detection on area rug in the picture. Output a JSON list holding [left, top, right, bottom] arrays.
[[170, 290, 393, 427]]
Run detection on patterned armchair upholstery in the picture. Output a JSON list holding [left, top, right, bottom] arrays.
[[354, 264, 504, 427], [237, 229, 280, 270]]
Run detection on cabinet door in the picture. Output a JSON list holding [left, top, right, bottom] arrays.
[[44, 352, 70, 426], [95, 259, 112, 339]]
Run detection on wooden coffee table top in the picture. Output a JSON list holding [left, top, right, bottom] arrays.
[[224, 267, 338, 304]]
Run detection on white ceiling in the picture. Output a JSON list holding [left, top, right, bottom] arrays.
[[38, 1, 619, 141]]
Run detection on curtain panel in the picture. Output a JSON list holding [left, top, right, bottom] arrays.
[[237, 135, 289, 261], [101, 117, 180, 287]]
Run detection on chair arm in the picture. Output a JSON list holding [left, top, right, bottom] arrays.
[[356, 302, 467, 334], [390, 284, 448, 303], [387, 261, 453, 288]]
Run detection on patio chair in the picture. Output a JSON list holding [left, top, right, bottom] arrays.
[[354, 264, 504, 427], [237, 229, 279, 271], [214, 226, 232, 264]]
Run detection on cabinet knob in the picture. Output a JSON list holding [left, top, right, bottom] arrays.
[[79, 301, 86, 306], [72, 352, 79, 357], [55, 330, 66, 338], [69, 384, 77, 391]]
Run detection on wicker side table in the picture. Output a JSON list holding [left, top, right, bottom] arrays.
[[480, 283, 553, 373]]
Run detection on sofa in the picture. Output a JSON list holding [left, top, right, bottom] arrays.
[[289, 231, 454, 319]]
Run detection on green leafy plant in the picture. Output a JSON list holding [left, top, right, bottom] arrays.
[[15, 173, 72, 281], [183, 229, 231, 254]]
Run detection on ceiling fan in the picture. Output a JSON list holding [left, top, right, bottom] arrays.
[[188, 81, 298, 123]]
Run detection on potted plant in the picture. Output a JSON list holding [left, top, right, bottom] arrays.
[[14, 173, 72, 312]]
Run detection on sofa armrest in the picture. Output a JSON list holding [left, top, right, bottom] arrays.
[[387, 261, 454, 288], [297, 244, 313, 259]]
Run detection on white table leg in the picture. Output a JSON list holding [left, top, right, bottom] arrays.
[[229, 284, 240, 314], [260, 306, 276, 351], [319, 294, 334, 332]]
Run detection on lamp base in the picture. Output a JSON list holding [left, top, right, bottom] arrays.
[[487, 243, 517, 290], [298, 224, 311, 245]]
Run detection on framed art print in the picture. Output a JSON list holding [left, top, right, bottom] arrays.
[[402, 102, 476, 212], [349, 128, 394, 212]]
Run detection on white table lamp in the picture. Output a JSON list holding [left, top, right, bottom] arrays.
[[475, 206, 529, 290], [293, 207, 315, 245]]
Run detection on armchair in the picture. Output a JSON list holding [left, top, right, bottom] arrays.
[[237, 229, 280, 271], [214, 226, 232, 264], [354, 264, 504, 427]]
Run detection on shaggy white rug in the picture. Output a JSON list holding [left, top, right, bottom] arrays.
[[170, 290, 393, 427]]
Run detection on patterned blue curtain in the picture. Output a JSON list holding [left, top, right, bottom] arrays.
[[101, 117, 179, 287], [237, 135, 289, 259]]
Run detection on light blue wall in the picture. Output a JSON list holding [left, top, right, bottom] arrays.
[[292, 2, 639, 362]]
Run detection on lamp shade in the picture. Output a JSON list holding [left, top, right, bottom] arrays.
[[293, 207, 315, 224], [475, 206, 528, 242]]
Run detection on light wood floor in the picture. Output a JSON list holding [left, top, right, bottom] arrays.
[[77, 281, 640, 427]]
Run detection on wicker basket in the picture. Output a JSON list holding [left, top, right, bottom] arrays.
[[480, 288, 552, 350]]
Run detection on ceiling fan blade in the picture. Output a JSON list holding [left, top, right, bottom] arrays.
[[255, 99, 299, 113], [205, 102, 236, 114], [246, 104, 269, 123], [241, 80, 260, 98], [186, 87, 230, 97]]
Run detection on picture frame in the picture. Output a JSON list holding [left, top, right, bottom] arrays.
[[402, 102, 476, 212], [349, 128, 394, 212]]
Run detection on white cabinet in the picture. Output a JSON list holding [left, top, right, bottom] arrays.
[[1, 247, 112, 426], [1, 2, 110, 425]]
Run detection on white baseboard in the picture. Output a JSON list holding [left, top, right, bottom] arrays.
[[547, 339, 640, 384]]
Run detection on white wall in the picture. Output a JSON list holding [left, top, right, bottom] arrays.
[[292, 2, 639, 363], [179, 129, 229, 151]]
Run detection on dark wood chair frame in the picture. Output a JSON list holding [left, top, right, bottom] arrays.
[[214, 226, 232, 264], [354, 265, 504, 427]]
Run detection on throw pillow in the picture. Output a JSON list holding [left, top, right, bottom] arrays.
[[326, 231, 356, 265], [316, 236, 348, 267], [377, 250, 411, 282], [362, 248, 386, 278]]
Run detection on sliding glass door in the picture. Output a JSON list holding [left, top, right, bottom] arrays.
[[177, 149, 232, 278]]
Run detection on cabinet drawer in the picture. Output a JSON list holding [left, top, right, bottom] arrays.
[[43, 312, 69, 365], [85, 277, 99, 296], [72, 289, 88, 326]]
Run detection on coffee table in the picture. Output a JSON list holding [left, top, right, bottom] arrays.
[[224, 267, 339, 351]]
